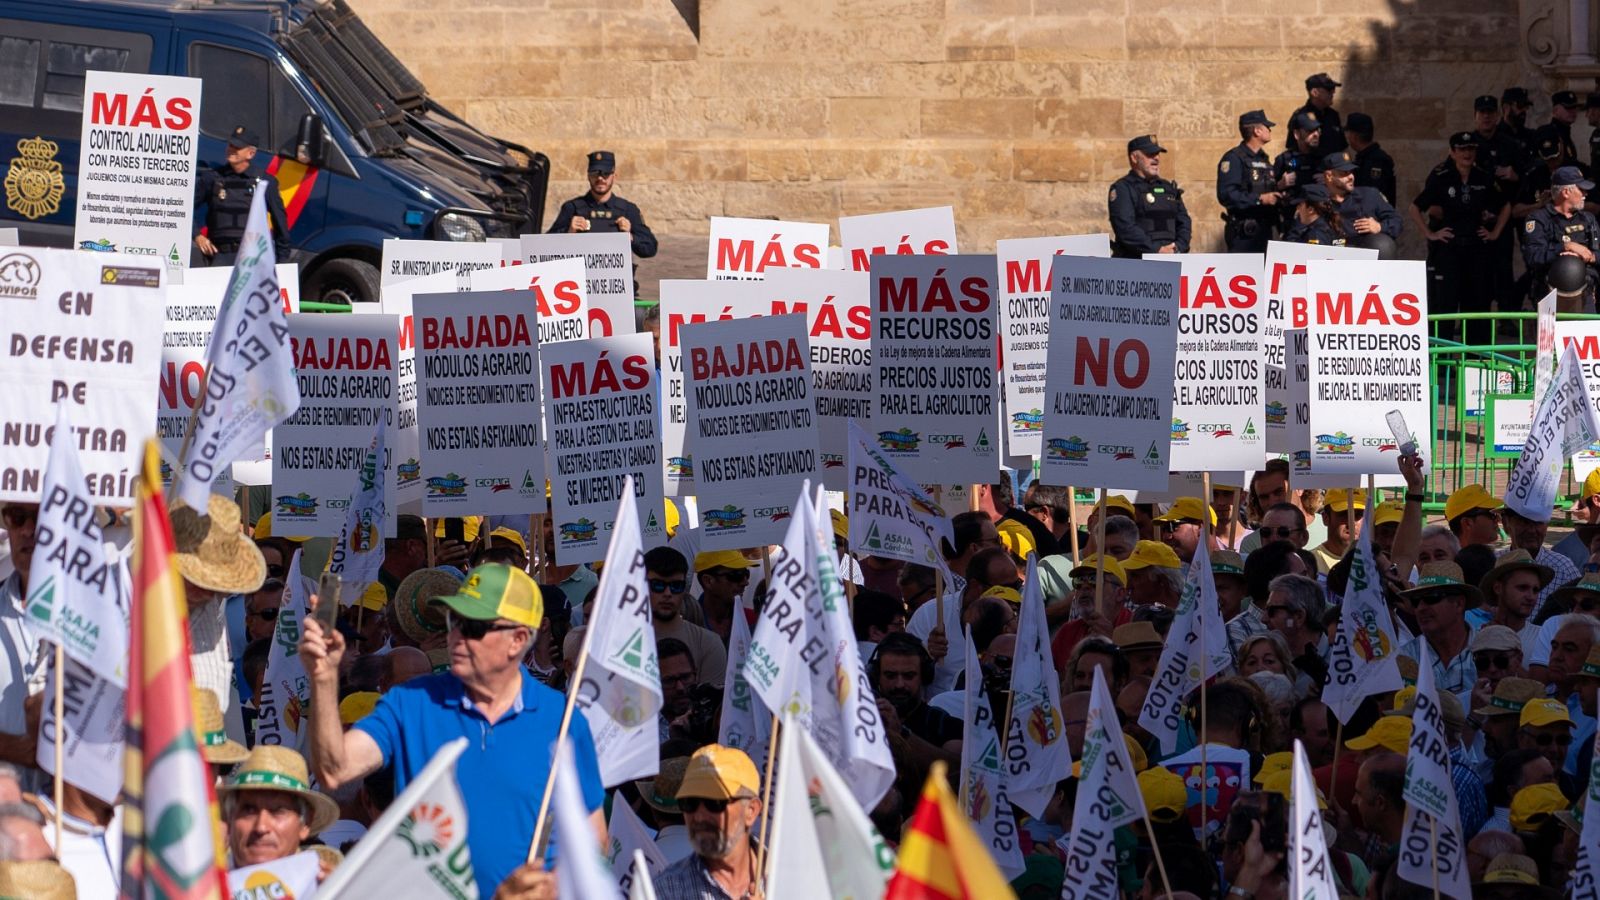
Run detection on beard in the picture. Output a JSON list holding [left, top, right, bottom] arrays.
[[884, 688, 918, 716], [690, 822, 738, 859]]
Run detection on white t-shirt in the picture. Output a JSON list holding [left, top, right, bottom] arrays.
[[905, 592, 966, 696]]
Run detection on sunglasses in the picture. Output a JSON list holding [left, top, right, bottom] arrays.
[[1258, 526, 1301, 540], [446, 611, 523, 641], [712, 569, 750, 583], [678, 797, 735, 814], [1473, 652, 1512, 670], [265, 564, 287, 580], [1468, 509, 1501, 522], [1415, 592, 1458, 607], [251, 608, 280, 622], [649, 579, 687, 595], [1525, 731, 1573, 747], [1, 507, 36, 528]]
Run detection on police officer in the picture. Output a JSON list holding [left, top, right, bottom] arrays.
[[1283, 184, 1346, 246], [1499, 87, 1538, 149], [1523, 166, 1600, 312], [1410, 132, 1509, 344], [547, 150, 658, 261], [1320, 151, 1401, 242], [1585, 93, 1600, 169], [1344, 112, 1396, 203], [1288, 72, 1345, 155], [1549, 91, 1582, 162], [1108, 134, 1191, 257], [1217, 110, 1283, 252], [1512, 127, 1580, 219], [1273, 112, 1324, 231], [193, 126, 290, 266]]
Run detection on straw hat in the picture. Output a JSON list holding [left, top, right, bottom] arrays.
[[1478, 549, 1554, 598], [193, 686, 248, 765], [218, 745, 340, 835], [311, 844, 344, 874], [173, 494, 267, 595], [1399, 561, 1482, 606], [636, 757, 691, 814], [0, 860, 77, 900], [392, 568, 463, 643]]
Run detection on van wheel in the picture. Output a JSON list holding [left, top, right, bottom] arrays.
[[306, 258, 379, 306]]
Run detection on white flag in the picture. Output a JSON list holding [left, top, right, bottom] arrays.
[[328, 419, 386, 597], [1397, 641, 1471, 899], [255, 551, 309, 749], [1006, 551, 1069, 817], [1137, 539, 1232, 752], [555, 738, 615, 900], [227, 849, 320, 899], [1060, 665, 1145, 900], [608, 798, 665, 897], [573, 476, 663, 787], [958, 628, 1024, 881], [744, 482, 895, 809], [1535, 290, 1557, 405], [37, 652, 125, 805], [1507, 342, 1600, 520], [844, 419, 952, 566], [318, 737, 477, 898], [1575, 725, 1600, 900], [171, 182, 300, 509], [27, 404, 130, 685], [1290, 739, 1340, 900], [717, 593, 771, 772], [767, 712, 896, 900], [1322, 516, 1402, 723], [627, 850, 660, 900]]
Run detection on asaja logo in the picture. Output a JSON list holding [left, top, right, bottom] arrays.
[[518, 469, 540, 495], [1243, 418, 1257, 437], [398, 802, 457, 859], [931, 433, 965, 450], [275, 493, 318, 517], [1315, 432, 1356, 454], [4, 136, 63, 220], [1011, 409, 1044, 431], [396, 458, 421, 486], [975, 428, 992, 450], [608, 627, 659, 687], [1265, 401, 1288, 425], [1170, 418, 1190, 441], [1045, 436, 1089, 461], [703, 505, 746, 531], [667, 456, 694, 477], [863, 521, 883, 550], [877, 428, 920, 452], [77, 238, 115, 252], [560, 519, 598, 543], [425, 473, 468, 497]]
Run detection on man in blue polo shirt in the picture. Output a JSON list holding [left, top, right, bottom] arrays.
[[299, 563, 606, 892]]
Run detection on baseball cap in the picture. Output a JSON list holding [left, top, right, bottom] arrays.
[[1345, 112, 1374, 136], [431, 563, 543, 627], [1259, 768, 1327, 808], [830, 509, 849, 541], [1445, 484, 1502, 521], [1554, 165, 1596, 190], [997, 520, 1037, 560], [227, 125, 260, 149], [1554, 90, 1581, 108], [1322, 151, 1358, 172], [339, 691, 380, 725], [488, 526, 528, 554], [1128, 134, 1166, 156], [1474, 94, 1500, 112], [694, 550, 753, 573], [1104, 495, 1137, 519], [357, 582, 388, 613], [1473, 676, 1543, 718], [1297, 183, 1332, 205], [254, 512, 309, 543], [1470, 624, 1522, 654], [1371, 500, 1405, 527], [1449, 131, 1482, 149], [1502, 86, 1531, 104], [1386, 687, 1467, 734], [1323, 488, 1366, 513], [1509, 783, 1570, 832], [1154, 497, 1217, 527], [1138, 767, 1187, 823], [1583, 469, 1600, 501], [1239, 110, 1275, 129], [677, 744, 759, 801], [1121, 540, 1182, 572], [1519, 698, 1574, 728], [433, 516, 483, 543], [1289, 110, 1322, 132], [586, 150, 616, 173], [1113, 621, 1163, 652], [1345, 716, 1412, 752], [1305, 73, 1341, 90], [1481, 852, 1542, 885], [1069, 553, 1128, 587], [1254, 751, 1293, 784], [980, 585, 1022, 606]]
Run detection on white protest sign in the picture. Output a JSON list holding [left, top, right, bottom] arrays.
[[257, 555, 309, 749], [413, 291, 543, 517], [1322, 512, 1402, 723], [707, 216, 829, 280], [658, 279, 756, 496], [272, 314, 396, 537], [365, 269, 456, 508], [1536, 290, 1558, 403], [996, 234, 1111, 459], [1040, 256, 1180, 492], [869, 254, 1000, 485], [845, 420, 952, 566], [1138, 539, 1232, 753], [1290, 740, 1340, 900], [0, 247, 164, 504], [521, 232, 635, 337], [226, 850, 321, 900], [542, 334, 668, 564], [1005, 552, 1070, 818], [379, 238, 499, 289], [1576, 728, 1600, 900], [1507, 343, 1600, 520], [73, 71, 200, 278], [327, 422, 386, 594], [761, 267, 871, 488], [682, 315, 821, 551], [468, 257, 587, 344], [38, 652, 125, 806], [608, 798, 667, 897], [182, 263, 300, 313], [1557, 320, 1600, 481], [1059, 665, 1145, 899], [1155, 253, 1266, 471], [488, 236, 524, 264], [1397, 641, 1471, 899], [838, 206, 957, 273], [1304, 260, 1430, 486]]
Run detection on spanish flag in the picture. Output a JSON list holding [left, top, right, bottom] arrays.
[[119, 441, 228, 900], [884, 762, 1017, 900]]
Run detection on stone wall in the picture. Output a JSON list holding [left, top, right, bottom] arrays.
[[356, 0, 1546, 260]]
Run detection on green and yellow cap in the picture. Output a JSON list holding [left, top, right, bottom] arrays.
[[431, 563, 543, 627]]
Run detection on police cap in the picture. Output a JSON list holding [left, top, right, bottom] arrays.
[[1553, 166, 1596, 190], [1127, 134, 1166, 156], [1502, 86, 1531, 105], [1448, 131, 1482, 149], [1345, 112, 1374, 137], [1289, 111, 1321, 133], [586, 150, 616, 174], [1473, 95, 1499, 112], [1554, 90, 1581, 109], [1305, 72, 1341, 91], [227, 126, 260, 150], [1297, 183, 1332, 204], [1322, 151, 1357, 172], [1239, 110, 1275, 129]]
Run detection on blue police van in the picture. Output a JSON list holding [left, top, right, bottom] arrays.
[[0, 0, 548, 303]]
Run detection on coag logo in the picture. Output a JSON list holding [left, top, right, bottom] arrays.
[[1265, 401, 1287, 425], [1027, 703, 1063, 745], [560, 519, 598, 543], [1315, 432, 1355, 454], [703, 505, 746, 531], [1198, 423, 1234, 438], [397, 458, 421, 486], [475, 477, 511, 493], [821, 453, 844, 469], [1097, 444, 1135, 461], [425, 473, 468, 497], [1045, 437, 1089, 461], [1351, 608, 1393, 662], [325, 497, 351, 510], [1011, 409, 1044, 431], [876, 428, 920, 452], [1170, 418, 1190, 441], [274, 493, 318, 517], [755, 506, 790, 522], [1361, 438, 1398, 451], [930, 433, 965, 449], [0, 252, 40, 299]]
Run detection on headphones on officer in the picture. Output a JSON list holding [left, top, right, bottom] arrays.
[[867, 632, 936, 687]]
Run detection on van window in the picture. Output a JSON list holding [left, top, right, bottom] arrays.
[[0, 37, 41, 107], [190, 43, 311, 156], [0, 20, 149, 133], [43, 41, 131, 112]]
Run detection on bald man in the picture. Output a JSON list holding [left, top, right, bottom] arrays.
[[1353, 751, 1407, 872], [380, 647, 431, 692]]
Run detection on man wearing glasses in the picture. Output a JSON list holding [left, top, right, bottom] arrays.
[[645, 547, 726, 682], [693, 550, 752, 647], [1515, 699, 1576, 774], [299, 563, 606, 894], [1399, 561, 1480, 708], [1445, 484, 1504, 551], [654, 744, 764, 900]]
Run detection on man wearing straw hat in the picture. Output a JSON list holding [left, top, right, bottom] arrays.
[[171, 495, 267, 717], [219, 744, 338, 874]]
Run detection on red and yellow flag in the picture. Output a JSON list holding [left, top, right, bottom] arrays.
[[119, 440, 227, 900], [884, 762, 1017, 900]]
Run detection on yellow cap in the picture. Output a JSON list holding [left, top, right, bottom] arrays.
[[1445, 484, 1503, 521], [433, 516, 483, 543], [488, 527, 527, 554], [1069, 554, 1127, 587], [677, 744, 760, 801], [253, 512, 309, 542], [665, 500, 681, 538], [694, 550, 753, 573], [1124, 734, 1147, 773], [358, 582, 388, 612], [1391, 685, 1417, 710], [1104, 495, 1137, 519], [979, 585, 1021, 606], [1372, 500, 1405, 527], [1509, 782, 1570, 832], [1258, 768, 1327, 808], [1345, 716, 1412, 753], [1154, 497, 1217, 527], [997, 520, 1036, 559], [1323, 488, 1367, 513], [1519, 697, 1574, 729], [339, 691, 380, 725], [830, 509, 849, 541], [1585, 469, 1600, 501], [1254, 751, 1293, 784], [1121, 540, 1182, 572], [1138, 767, 1188, 823]]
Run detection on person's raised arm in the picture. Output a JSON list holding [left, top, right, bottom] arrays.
[[1390, 452, 1426, 578], [299, 595, 383, 789]]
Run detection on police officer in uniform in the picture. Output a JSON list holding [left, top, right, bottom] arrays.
[[1410, 132, 1509, 344], [1344, 112, 1396, 203], [1216, 110, 1284, 253], [1283, 183, 1346, 246], [547, 150, 658, 260], [1470, 95, 1526, 305], [1320, 151, 1401, 243], [1499, 87, 1538, 149], [1523, 166, 1600, 312], [1108, 134, 1191, 257], [193, 126, 290, 266], [1273, 112, 1324, 232], [1288, 72, 1345, 155], [1549, 91, 1582, 162], [1585, 93, 1600, 168]]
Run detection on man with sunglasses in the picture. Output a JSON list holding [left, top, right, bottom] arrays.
[[1516, 698, 1576, 773], [1153, 497, 1218, 569], [1398, 562, 1481, 707], [694, 550, 753, 646], [1446, 484, 1504, 550], [646, 548, 726, 682], [654, 744, 763, 900], [245, 579, 286, 643]]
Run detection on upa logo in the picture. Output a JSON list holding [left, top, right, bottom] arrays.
[[1011, 409, 1044, 431], [274, 493, 318, 518], [425, 473, 468, 497], [876, 428, 920, 452], [755, 506, 790, 522], [703, 505, 746, 531], [1315, 432, 1356, 454], [667, 456, 694, 478], [930, 433, 965, 450], [560, 519, 598, 544], [396, 458, 421, 486], [1046, 436, 1090, 461], [1170, 418, 1190, 441], [1265, 401, 1288, 425]]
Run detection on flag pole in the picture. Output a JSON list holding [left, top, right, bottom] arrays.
[[1135, 800, 1176, 900], [755, 713, 782, 886], [1067, 486, 1081, 564], [1430, 815, 1441, 900], [526, 611, 600, 864], [51, 644, 64, 849], [1199, 470, 1211, 838], [1092, 490, 1107, 620], [1327, 719, 1344, 805]]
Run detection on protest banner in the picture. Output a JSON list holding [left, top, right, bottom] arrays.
[[379, 238, 499, 289], [1303, 260, 1430, 486], [73, 71, 200, 279], [846, 419, 952, 567], [838, 206, 957, 272], [996, 234, 1111, 459], [869, 254, 999, 485], [1555, 319, 1600, 481], [38, 653, 125, 806], [272, 314, 396, 537], [226, 850, 320, 900], [1005, 553, 1069, 818], [1138, 539, 1231, 754], [542, 334, 667, 564], [360, 270, 457, 509], [1290, 740, 1340, 900], [468, 257, 588, 344], [681, 314, 821, 551], [1506, 343, 1600, 520], [327, 422, 386, 595], [658, 279, 758, 496], [707, 216, 829, 280], [413, 291, 544, 517], [958, 629, 1024, 881], [1536, 289, 1557, 402], [488, 236, 524, 264], [256, 555, 308, 749], [1322, 514, 1402, 724], [181, 262, 300, 313], [1155, 253, 1266, 471], [521, 232, 635, 337], [1040, 255, 1180, 492], [761, 267, 871, 488], [607, 797, 666, 897], [554, 738, 615, 899], [0, 247, 164, 505], [1059, 666, 1146, 900], [1397, 641, 1471, 899]]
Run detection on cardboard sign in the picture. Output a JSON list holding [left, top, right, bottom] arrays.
[[997, 234, 1112, 458], [707, 216, 829, 280], [761, 268, 871, 489], [869, 254, 999, 485], [542, 334, 667, 564], [379, 238, 498, 289], [73, 71, 200, 279], [413, 291, 545, 516], [469, 257, 588, 344], [521, 232, 635, 337], [0, 248, 164, 504], [838, 206, 957, 272], [272, 314, 397, 537], [226, 850, 320, 900], [1040, 256, 1180, 491], [658, 279, 757, 496], [1304, 260, 1430, 485], [681, 315, 821, 551]]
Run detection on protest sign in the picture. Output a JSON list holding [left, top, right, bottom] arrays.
[[180, 262, 300, 313], [681, 315, 820, 551], [658, 279, 757, 496], [1290, 740, 1340, 900], [608, 797, 667, 897], [363, 269, 455, 508], [761, 267, 871, 488], [1506, 343, 1600, 520], [1040, 255, 1180, 492], [707, 216, 829, 280], [1139, 540, 1232, 754], [413, 291, 544, 517], [73, 71, 200, 279], [0, 247, 164, 505], [272, 314, 396, 537], [1576, 729, 1600, 900], [379, 238, 499, 289], [869, 254, 999, 485], [521, 232, 635, 337], [996, 234, 1111, 459], [488, 236, 524, 264], [38, 653, 125, 806], [1304, 260, 1430, 485], [718, 595, 771, 772], [958, 629, 1024, 881], [1557, 319, 1600, 482], [1322, 518, 1402, 724], [838, 206, 957, 272], [846, 419, 952, 567], [468, 257, 587, 344], [1059, 666, 1145, 900], [542, 334, 667, 564], [1536, 290, 1558, 402], [226, 850, 320, 900], [1397, 641, 1471, 899]]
